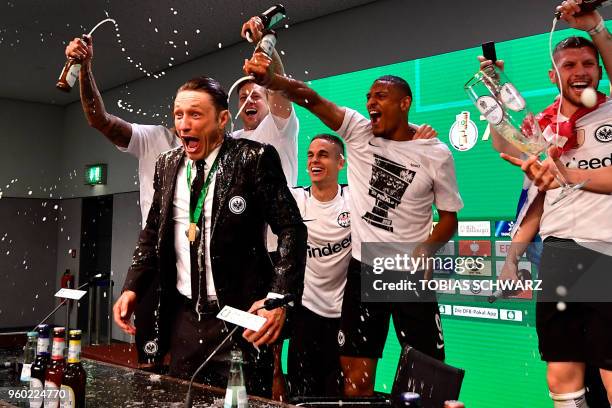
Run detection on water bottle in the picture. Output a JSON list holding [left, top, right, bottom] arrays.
[[223, 350, 248, 408]]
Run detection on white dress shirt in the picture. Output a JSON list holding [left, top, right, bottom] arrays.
[[174, 146, 221, 299]]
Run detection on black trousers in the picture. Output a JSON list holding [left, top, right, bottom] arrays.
[[287, 304, 342, 397], [169, 296, 274, 398]]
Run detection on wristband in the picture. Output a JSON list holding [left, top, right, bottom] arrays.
[[588, 19, 606, 36]]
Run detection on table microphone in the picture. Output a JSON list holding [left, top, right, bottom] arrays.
[[555, 0, 612, 19], [183, 294, 295, 408], [31, 272, 110, 331]]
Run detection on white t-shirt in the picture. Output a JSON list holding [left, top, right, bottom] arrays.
[[232, 110, 299, 251], [540, 99, 612, 254], [231, 110, 299, 186], [118, 124, 180, 223], [292, 185, 351, 318], [336, 108, 463, 262]]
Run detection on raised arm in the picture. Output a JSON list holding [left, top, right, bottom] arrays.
[[244, 52, 346, 131], [65, 35, 132, 148], [241, 17, 292, 119], [502, 150, 612, 194], [557, 0, 612, 81], [499, 192, 543, 282]]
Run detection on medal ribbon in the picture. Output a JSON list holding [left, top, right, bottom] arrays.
[[186, 156, 220, 225]]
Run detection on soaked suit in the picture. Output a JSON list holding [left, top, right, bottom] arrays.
[[122, 135, 307, 396]]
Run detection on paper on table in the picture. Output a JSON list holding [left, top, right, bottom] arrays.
[[55, 288, 87, 300]]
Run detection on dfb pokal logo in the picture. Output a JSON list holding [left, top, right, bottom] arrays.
[[337, 211, 350, 228], [449, 111, 478, 151]]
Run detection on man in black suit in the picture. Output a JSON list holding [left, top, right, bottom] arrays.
[[112, 76, 307, 397]]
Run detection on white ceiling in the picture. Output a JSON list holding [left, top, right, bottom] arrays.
[[0, 0, 377, 105]]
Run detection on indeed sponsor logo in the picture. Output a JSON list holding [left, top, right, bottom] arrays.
[[566, 152, 612, 170], [307, 236, 351, 258]]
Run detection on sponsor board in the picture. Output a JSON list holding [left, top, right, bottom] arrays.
[[435, 240, 455, 256], [434, 258, 454, 274], [452, 305, 499, 320], [456, 259, 492, 277], [495, 260, 532, 276], [495, 261, 533, 300], [500, 309, 523, 322], [458, 221, 491, 237], [458, 279, 494, 297], [494, 220, 515, 237], [439, 304, 453, 315], [495, 240, 526, 258], [458, 240, 491, 256], [434, 278, 457, 294]]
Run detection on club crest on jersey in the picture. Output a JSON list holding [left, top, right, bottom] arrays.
[[337, 330, 346, 347], [595, 125, 612, 143], [144, 340, 159, 355], [337, 211, 350, 228], [229, 196, 246, 214]]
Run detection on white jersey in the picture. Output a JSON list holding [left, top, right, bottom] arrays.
[[540, 99, 612, 254], [231, 110, 299, 186], [292, 185, 351, 318], [337, 108, 463, 262], [232, 110, 299, 251], [118, 124, 180, 224]]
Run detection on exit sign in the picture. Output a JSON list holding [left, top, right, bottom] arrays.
[[85, 164, 107, 185]]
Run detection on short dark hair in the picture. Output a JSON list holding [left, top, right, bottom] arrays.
[[310, 133, 345, 156], [236, 78, 257, 96], [373, 75, 412, 98], [177, 76, 228, 112], [553, 36, 600, 63]]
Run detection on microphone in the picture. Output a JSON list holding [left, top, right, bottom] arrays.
[[183, 295, 294, 408], [263, 293, 294, 310], [89, 272, 110, 282], [31, 273, 109, 331], [555, 0, 612, 19], [488, 269, 532, 303]]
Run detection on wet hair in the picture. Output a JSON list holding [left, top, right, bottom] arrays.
[[310, 133, 345, 156], [373, 75, 412, 98], [236, 78, 257, 96], [177, 76, 228, 111], [553, 36, 600, 63]]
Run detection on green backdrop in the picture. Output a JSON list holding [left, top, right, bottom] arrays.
[[285, 23, 611, 408]]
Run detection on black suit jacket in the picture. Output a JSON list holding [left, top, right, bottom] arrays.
[[123, 136, 307, 354]]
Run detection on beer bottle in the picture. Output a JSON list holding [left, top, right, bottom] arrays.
[[61, 330, 86, 408], [223, 349, 247, 408], [245, 4, 286, 42], [255, 30, 277, 59], [20, 331, 38, 384], [30, 324, 51, 408], [45, 327, 66, 407], [56, 36, 88, 92]]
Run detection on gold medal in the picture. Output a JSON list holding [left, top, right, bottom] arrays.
[[187, 223, 197, 242]]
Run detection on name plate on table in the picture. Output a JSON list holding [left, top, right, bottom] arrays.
[[217, 306, 266, 331], [55, 288, 87, 300]]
